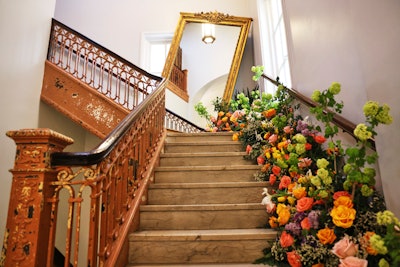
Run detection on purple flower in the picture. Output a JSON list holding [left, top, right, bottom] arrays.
[[307, 210, 320, 229], [293, 211, 307, 223], [285, 222, 302, 236]]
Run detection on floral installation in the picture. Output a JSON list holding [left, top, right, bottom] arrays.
[[195, 65, 399, 266]]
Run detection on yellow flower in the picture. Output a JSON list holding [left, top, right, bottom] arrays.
[[330, 205, 356, 228], [317, 227, 336, 245], [287, 196, 296, 206], [292, 187, 307, 199], [232, 133, 239, 141], [334, 196, 353, 208], [276, 204, 291, 226]]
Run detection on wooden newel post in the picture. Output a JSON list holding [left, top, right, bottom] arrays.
[[2, 128, 73, 267]]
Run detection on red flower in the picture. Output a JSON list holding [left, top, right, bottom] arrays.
[[257, 156, 265, 165], [333, 191, 351, 200], [279, 175, 291, 190], [269, 174, 277, 186], [246, 145, 252, 154], [296, 197, 314, 212], [314, 135, 326, 144], [305, 143, 312, 150], [287, 251, 302, 267], [301, 217, 311, 230], [272, 165, 281, 176], [280, 231, 294, 247]]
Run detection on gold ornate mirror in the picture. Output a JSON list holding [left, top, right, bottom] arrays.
[[162, 11, 252, 103]]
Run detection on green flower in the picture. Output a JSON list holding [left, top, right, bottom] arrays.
[[311, 176, 322, 187], [293, 133, 307, 144], [363, 101, 380, 117], [295, 143, 306, 155], [328, 82, 341, 95], [370, 234, 388, 255], [343, 163, 352, 174], [360, 184, 374, 197], [318, 189, 329, 198], [317, 168, 329, 179], [311, 90, 321, 102], [376, 104, 393, 124], [379, 258, 390, 267], [376, 210, 399, 226], [317, 158, 329, 169], [251, 65, 264, 81], [354, 123, 372, 141]]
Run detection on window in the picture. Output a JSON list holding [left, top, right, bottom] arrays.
[[141, 33, 172, 76], [257, 0, 292, 94]]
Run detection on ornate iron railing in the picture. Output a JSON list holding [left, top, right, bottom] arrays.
[[3, 80, 167, 267], [48, 19, 162, 111], [165, 109, 203, 133]]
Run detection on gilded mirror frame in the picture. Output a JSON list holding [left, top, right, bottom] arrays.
[[162, 11, 253, 103]]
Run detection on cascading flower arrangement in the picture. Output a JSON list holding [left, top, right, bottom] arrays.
[[194, 65, 399, 266]]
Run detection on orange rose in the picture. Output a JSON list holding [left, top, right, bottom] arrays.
[[287, 250, 302, 267], [363, 231, 378, 255], [314, 135, 326, 144], [317, 227, 336, 245], [334, 196, 354, 208], [272, 165, 281, 175], [280, 231, 294, 248], [333, 191, 351, 200], [279, 175, 292, 190], [296, 197, 314, 212], [269, 174, 277, 186], [269, 216, 278, 228], [312, 264, 324, 267], [300, 217, 311, 230], [263, 108, 276, 118], [330, 205, 356, 228], [293, 187, 307, 199]]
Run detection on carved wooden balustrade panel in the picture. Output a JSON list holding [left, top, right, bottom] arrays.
[[3, 84, 166, 267], [47, 19, 161, 111]]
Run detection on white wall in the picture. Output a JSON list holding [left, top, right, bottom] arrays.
[[0, 0, 57, 250], [283, 0, 400, 216]]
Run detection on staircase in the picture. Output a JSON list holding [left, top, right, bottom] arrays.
[[127, 132, 276, 266]]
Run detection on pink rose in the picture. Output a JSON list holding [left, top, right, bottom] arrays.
[[283, 126, 293, 134], [332, 235, 358, 259], [268, 134, 278, 144], [338, 256, 367, 267]]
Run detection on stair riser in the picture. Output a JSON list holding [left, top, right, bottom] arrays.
[[159, 155, 251, 166], [165, 144, 242, 153], [166, 134, 234, 143], [139, 209, 267, 230], [148, 187, 265, 205], [129, 239, 266, 264], [154, 169, 258, 183]]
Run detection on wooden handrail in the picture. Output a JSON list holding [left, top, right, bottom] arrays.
[[51, 80, 166, 166], [261, 74, 375, 150]]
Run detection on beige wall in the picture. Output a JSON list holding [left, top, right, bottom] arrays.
[[0, 0, 57, 250], [283, 0, 400, 216]]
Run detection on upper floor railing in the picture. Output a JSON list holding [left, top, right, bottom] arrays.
[[48, 19, 161, 111], [46, 19, 202, 134]]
